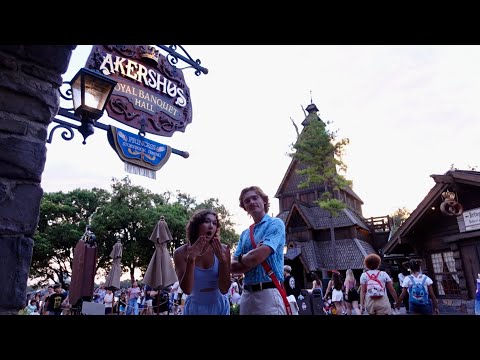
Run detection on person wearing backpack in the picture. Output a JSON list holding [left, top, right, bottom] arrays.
[[396, 259, 439, 315], [360, 254, 399, 315]]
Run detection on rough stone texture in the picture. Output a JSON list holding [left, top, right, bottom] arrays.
[[438, 298, 471, 314], [0, 113, 27, 135], [0, 111, 49, 141], [0, 45, 75, 74], [0, 45, 75, 314], [0, 136, 47, 181], [0, 181, 43, 236], [0, 73, 59, 123], [0, 235, 33, 314]]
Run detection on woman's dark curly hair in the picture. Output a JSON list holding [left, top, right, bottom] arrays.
[[186, 209, 220, 245], [364, 253, 382, 270]]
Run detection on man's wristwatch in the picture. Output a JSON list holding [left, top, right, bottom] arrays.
[[238, 254, 243, 264]]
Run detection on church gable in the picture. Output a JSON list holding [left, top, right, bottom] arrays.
[[285, 204, 310, 229], [276, 159, 323, 197]]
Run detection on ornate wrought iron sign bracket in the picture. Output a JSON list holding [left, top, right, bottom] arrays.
[[46, 44, 208, 160], [156, 45, 208, 76]]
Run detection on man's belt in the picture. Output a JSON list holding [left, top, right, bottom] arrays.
[[243, 282, 277, 292]]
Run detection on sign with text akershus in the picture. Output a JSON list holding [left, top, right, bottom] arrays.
[[85, 45, 192, 137]]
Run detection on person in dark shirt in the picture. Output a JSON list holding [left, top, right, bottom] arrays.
[[45, 284, 67, 315], [284, 265, 301, 299]]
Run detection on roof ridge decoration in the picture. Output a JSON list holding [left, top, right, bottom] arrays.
[[440, 190, 463, 216]]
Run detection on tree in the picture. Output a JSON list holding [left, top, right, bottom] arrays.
[[291, 109, 351, 270], [390, 207, 411, 232], [91, 176, 167, 283], [31, 188, 110, 288]]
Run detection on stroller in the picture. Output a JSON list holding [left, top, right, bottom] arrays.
[[153, 288, 172, 315], [323, 298, 337, 315]]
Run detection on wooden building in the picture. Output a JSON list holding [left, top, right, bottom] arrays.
[[382, 169, 480, 314], [276, 103, 391, 288]]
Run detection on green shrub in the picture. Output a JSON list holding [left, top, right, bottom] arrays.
[[230, 303, 240, 315]]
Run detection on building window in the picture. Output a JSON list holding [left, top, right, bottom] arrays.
[[431, 251, 460, 297]]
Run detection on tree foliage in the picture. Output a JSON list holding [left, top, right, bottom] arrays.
[[31, 188, 110, 288], [390, 207, 411, 232], [291, 111, 351, 217], [91, 176, 166, 282], [32, 176, 239, 286]]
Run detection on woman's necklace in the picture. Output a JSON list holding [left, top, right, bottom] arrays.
[[197, 245, 211, 257]]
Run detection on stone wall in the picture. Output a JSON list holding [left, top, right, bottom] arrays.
[[438, 298, 475, 314], [0, 45, 75, 314]]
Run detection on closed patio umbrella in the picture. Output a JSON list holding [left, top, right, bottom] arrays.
[[104, 239, 123, 291], [143, 216, 178, 290]]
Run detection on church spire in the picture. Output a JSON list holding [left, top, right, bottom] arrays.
[[301, 101, 320, 127]]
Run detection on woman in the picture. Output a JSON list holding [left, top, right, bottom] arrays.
[[396, 259, 439, 315], [323, 271, 344, 315], [360, 254, 399, 315], [173, 209, 231, 315], [311, 272, 323, 298], [344, 269, 361, 315], [127, 281, 141, 315]]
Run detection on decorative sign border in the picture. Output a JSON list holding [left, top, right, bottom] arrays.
[[107, 125, 171, 172], [86, 45, 192, 137]]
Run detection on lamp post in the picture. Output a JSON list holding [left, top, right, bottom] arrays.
[[47, 68, 117, 145], [70, 68, 117, 144]]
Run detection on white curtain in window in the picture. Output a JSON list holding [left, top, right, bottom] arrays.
[[431, 253, 445, 296], [443, 251, 459, 284]]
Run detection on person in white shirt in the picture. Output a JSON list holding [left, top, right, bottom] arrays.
[[171, 281, 184, 314], [228, 278, 241, 305], [360, 253, 399, 315], [396, 259, 439, 315], [103, 288, 114, 315]]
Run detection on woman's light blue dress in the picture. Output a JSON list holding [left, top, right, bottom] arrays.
[[183, 255, 230, 315]]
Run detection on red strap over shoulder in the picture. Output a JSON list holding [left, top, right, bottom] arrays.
[[249, 224, 292, 315], [366, 270, 384, 288]]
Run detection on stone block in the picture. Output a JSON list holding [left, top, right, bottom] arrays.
[[0, 45, 76, 74], [0, 136, 47, 181], [0, 235, 33, 313], [0, 181, 43, 236], [0, 74, 59, 121]]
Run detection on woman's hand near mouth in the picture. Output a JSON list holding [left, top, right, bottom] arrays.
[[211, 235, 227, 264], [187, 235, 209, 260]]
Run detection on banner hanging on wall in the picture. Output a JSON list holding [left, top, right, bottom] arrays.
[[107, 126, 172, 179]]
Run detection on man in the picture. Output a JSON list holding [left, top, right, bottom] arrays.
[[284, 265, 301, 299], [231, 185, 287, 315], [45, 284, 68, 315]]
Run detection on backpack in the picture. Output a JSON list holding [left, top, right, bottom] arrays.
[[408, 275, 429, 305], [365, 270, 384, 298]]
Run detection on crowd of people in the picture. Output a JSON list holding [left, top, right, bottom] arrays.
[[22, 185, 442, 316]]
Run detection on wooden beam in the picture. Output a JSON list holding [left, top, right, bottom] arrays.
[[442, 229, 480, 243]]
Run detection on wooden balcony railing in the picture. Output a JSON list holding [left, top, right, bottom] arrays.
[[364, 215, 392, 232]]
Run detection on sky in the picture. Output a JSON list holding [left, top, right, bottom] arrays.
[[41, 45, 480, 235]]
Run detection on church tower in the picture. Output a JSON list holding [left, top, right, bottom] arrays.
[[275, 101, 382, 287]]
